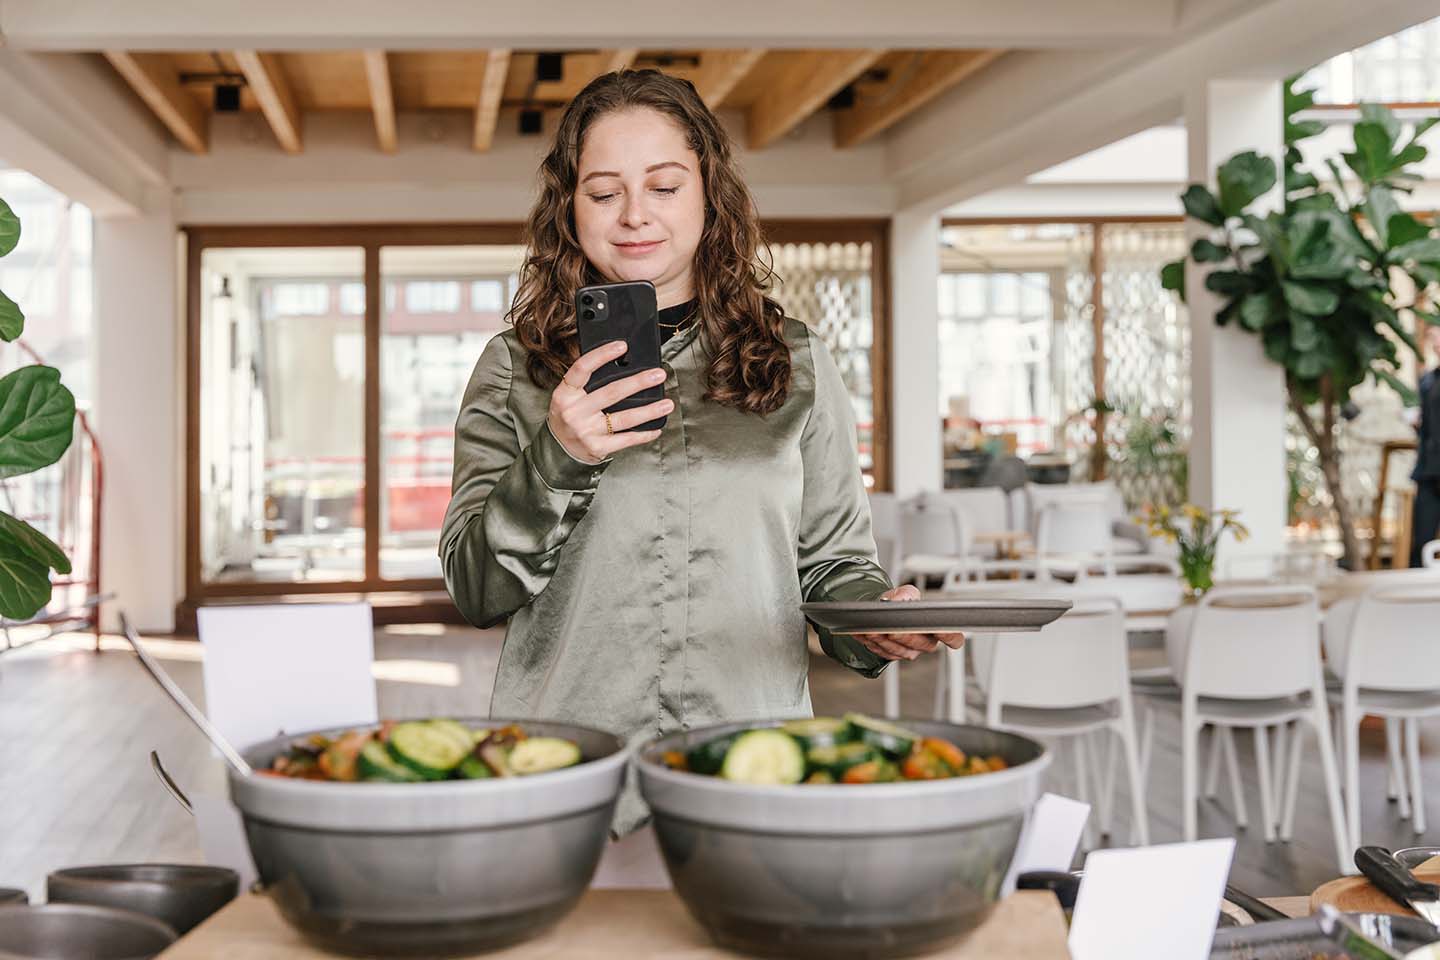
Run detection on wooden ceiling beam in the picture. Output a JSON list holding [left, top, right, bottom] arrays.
[[690, 49, 765, 109], [102, 51, 208, 154], [473, 50, 511, 152], [361, 50, 396, 152], [834, 50, 1004, 148], [747, 50, 883, 150], [233, 50, 302, 153]]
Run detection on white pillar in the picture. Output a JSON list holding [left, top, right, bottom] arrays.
[[1185, 79, 1287, 561], [889, 208, 942, 498], [94, 191, 182, 632]]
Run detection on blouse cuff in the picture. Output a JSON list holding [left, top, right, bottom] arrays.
[[532, 419, 611, 491]]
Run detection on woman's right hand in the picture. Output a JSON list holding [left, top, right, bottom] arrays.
[[548, 341, 674, 464]]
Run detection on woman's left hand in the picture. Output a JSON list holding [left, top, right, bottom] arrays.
[[851, 584, 966, 662]]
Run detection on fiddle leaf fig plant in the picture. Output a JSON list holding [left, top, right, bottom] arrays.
[[0, 196, 77, 619], [1161, 78, 1440, 568]]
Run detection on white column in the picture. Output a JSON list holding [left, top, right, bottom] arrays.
[[889, 208, 942, 498], [1185, 79, 1287, 561], [94, 190, 182, 632]]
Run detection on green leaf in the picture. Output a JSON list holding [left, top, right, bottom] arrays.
[[0, 366, 76, 479], [1282, 280, 1339, 316], [1160, 259, 1186, 299], [1291, 316, 1320, 351], [1391, 237, 1440, 265], [0, 512, 69, 575], [1294, 350, 1327, 378], [1284, 78, 1317, 116], [0, 199, 18, 258], [1191, 238, 1229, 263], [1181, 184, 1225, 227], [1217, 151, 1277, 217], [1395, 143, 1428, 168], [1205, 270, 1252, 298], [1387, 213, 1431, 248], [1360, 103, 1402, 145], [1286, 119, 1327, 143], [1263, 326, 1290, 364], [0, 534, 54, 620], [1325, 158, 1354, 207], [1364, 185, 1400, 247], [1239, 292, 1273, 331], [1374, 366, 1419, 406], [1414, 117, 1439, 140], [0, 288, 22, 342], [1286, 166, 1321, 193]]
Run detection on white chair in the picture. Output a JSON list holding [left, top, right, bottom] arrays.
[[867, 491, 905, 580], [971, 594, 1149, 847], [1323, 585, 1440, 847], [1424, 540, 1440, 569], [1163, 586, 1350, 873]]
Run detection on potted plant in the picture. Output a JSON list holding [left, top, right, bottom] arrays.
[[0, 194, 78, 618], [1161, 79, 1440, 568], [1138, 504, 1249, 596]]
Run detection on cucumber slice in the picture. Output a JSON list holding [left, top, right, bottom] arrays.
[[509, 737, 582, 775], [685, 732, 741, 776], [845, 713, 919, 759], [428, 719, 477, 754], [780, 717, 853, 751], [720, 729, 805, 785], [358, 740, 423, 782], [387, 721, 470, 780], [806, 741, 877, 778], [456, 754, 494, 779]]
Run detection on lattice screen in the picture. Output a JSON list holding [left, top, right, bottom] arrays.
[[766, 241, 877, 481]]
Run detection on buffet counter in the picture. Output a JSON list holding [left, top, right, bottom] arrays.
[[158, 889, 1073, 959]]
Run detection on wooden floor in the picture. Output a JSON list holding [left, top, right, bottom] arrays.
[[1, 625, 1434, 904]]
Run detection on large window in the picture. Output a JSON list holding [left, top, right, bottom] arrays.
[[1300, 15, 1440, 104], [187, 222, 888, 603]]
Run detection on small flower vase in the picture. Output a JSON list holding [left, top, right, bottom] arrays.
[[1179, 548, 1215, 598]]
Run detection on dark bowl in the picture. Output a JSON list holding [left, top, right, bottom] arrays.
[[229, 717, 628, 957], [0, 893, 24, 908], [637, 720, 1050, 959], [0, 904, 176, 960], [46, 864, 238, 935]]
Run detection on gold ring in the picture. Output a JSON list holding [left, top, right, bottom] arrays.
[[603, 411, 614, 435]]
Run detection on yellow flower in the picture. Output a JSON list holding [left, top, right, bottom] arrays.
[[1182, 504, 1205, 522]]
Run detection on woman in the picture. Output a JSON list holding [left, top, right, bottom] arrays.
[[440, 69, 962, 838]]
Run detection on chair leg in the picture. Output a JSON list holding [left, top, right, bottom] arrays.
[[1281, 721, 1304, 842], [1099, 728, 1120, 839], [1119, 719, 1150, 847], [1406, 718, 1427, 836], [1204, 724, 1224, 799], [1344, 707, 1362, 851], [884, 662, 901, 719], [932, 649, 948, 721], [1182, 706, 1201, 843], [1139, 704, 1154, 782], [1312, 700, 1356, 876], [1219, 726, 1249, 829], [1092, 730, 1115, 839], [1272, 724, 1287, 799], [1074, 735, 1097, 850], [945, 643, 966, 724], [1254, 725, 1277, 843], [1386, 719, 1408, 815]]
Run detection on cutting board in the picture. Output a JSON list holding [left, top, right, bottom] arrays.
[[1311, 855, 1440, 916], [158, 889, 1073, 959]]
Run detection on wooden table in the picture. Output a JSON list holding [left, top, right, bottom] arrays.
[[158, 890, 1073, 959], [974, 530, 1032, 561]]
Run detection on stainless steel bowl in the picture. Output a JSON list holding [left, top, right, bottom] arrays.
[[229, 717, 627, 957], [46, 864, 238, 935], [637, 720, 1050, 959], [0, 904, 176, 960]]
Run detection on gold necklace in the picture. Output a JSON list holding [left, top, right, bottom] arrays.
[[657, 307, 698, 330]]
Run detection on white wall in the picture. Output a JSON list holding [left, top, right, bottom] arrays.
[[93, 192, 182, 633]]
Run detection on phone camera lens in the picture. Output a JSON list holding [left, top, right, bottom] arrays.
[[582, 309, 595, 321], [581, 294, 594, 306]]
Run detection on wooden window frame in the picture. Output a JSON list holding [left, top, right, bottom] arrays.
[[182, 218, 893, 606]]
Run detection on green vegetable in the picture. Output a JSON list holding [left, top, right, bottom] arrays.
[[845, 713, 919, 760], [387, 721, 470, 780], [685, 732, 741, 776], [509, 737, 582, 775], [358, 740, 423, 782], [780, 717, 853, 751], [428, 719, 477, 754], [456, 754, 494, 779], [806, 741, 877, 778], [720, 729, 805, 785]]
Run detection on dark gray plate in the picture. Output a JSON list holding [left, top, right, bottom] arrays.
[[800, 598, 1072, 635]]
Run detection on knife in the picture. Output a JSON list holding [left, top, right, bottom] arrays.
[[1356, 846, 1440, 926]]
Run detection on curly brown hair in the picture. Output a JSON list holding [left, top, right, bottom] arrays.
[[508, 69, 791, 415]]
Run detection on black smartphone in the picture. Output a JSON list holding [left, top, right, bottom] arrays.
[[575, 279, 667, 432]]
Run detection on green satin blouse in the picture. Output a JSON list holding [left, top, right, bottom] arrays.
[[439, 316, 893, 833]]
